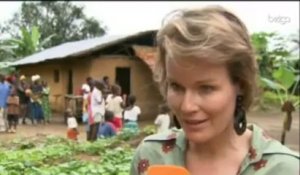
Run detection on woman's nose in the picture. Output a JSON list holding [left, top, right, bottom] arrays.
[[180, 91, 199, 113]]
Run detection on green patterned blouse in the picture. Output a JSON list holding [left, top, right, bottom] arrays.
[[131, 124, 299, 175]]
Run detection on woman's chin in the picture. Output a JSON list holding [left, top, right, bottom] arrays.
[[183, 129, 213, 144]]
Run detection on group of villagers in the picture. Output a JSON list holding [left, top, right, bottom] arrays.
[[66, 76, 142, 141], [0, 73, 51, 133]]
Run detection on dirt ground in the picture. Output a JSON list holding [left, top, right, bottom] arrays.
[[0, 108, 299, 152]]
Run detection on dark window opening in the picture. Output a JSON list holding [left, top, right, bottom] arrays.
[[67, 69, 73, 94], [54, 69, 60, 83]]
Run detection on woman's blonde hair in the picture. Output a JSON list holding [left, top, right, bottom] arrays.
[[154, 5, 258, 110]]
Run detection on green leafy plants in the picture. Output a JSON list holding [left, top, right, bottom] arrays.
[[0, 125, 156, 174], [260, 64, 299, 144]]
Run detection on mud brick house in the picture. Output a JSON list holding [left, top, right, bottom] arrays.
[[12, 30, 163, 120]]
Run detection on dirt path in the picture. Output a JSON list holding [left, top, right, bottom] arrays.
[[0, 109, 299, 151]]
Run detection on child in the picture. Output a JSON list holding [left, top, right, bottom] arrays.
[[6, 87, 20, 133], [81, 82, 91, 141], [123, 95, 141, 131], [106, 84, 125, 132], [154, 104, 171, 133], [98, 110, 117, 138], [66, 109, 79, 141]]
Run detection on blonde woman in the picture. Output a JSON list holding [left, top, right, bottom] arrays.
[[131, 6, 299, 175]]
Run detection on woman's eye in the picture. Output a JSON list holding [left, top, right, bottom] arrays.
[[199, 85, 215, 93], [169, 82, 183, 92]]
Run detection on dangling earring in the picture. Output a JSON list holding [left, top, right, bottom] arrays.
[[234, 95, 247, 135]]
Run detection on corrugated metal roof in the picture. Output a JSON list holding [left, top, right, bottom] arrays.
[[12, 29, 157, 66]]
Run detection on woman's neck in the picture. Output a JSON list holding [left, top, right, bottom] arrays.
[[187, 126, 251, 160]]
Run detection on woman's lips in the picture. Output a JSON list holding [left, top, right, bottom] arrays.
[[183, 119, 208, 130]]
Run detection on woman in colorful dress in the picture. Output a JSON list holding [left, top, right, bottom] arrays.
[[30, 75, 44, 124]]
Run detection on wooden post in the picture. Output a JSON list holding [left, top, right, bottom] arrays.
[[281, 130, 286, 145], [281, 101, 295, 145]]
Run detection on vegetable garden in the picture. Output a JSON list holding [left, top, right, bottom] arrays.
[[0, 126, 156, 175]]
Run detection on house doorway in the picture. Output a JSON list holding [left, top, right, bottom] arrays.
[[115, 67, 130, 96], [67, 69, 73, 94]]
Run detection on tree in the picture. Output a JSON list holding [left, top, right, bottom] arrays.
[[0, 1, 106, 50], [260, 65, 299, 144], [252, 31, 299, 144], [251, 32, 292, 80], [0, 26, 55, 61]]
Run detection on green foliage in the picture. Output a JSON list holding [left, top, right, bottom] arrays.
[[262, 91, 299, 107], [272, 66, 295, 90], [142, 125, 157, 135], [251, 32, 295, 80], [251, 32, 275, 79], [260, 64, 299, 107], [251, 32, 273, 55], [0, 62, 15, 74], [1, 26, 55, 61], [116, 129, 140, 141], [251, 31, 300, 108], [0, 40, 15, 62], [0, 125, 158, 174], [0, 1, 106, 52]]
